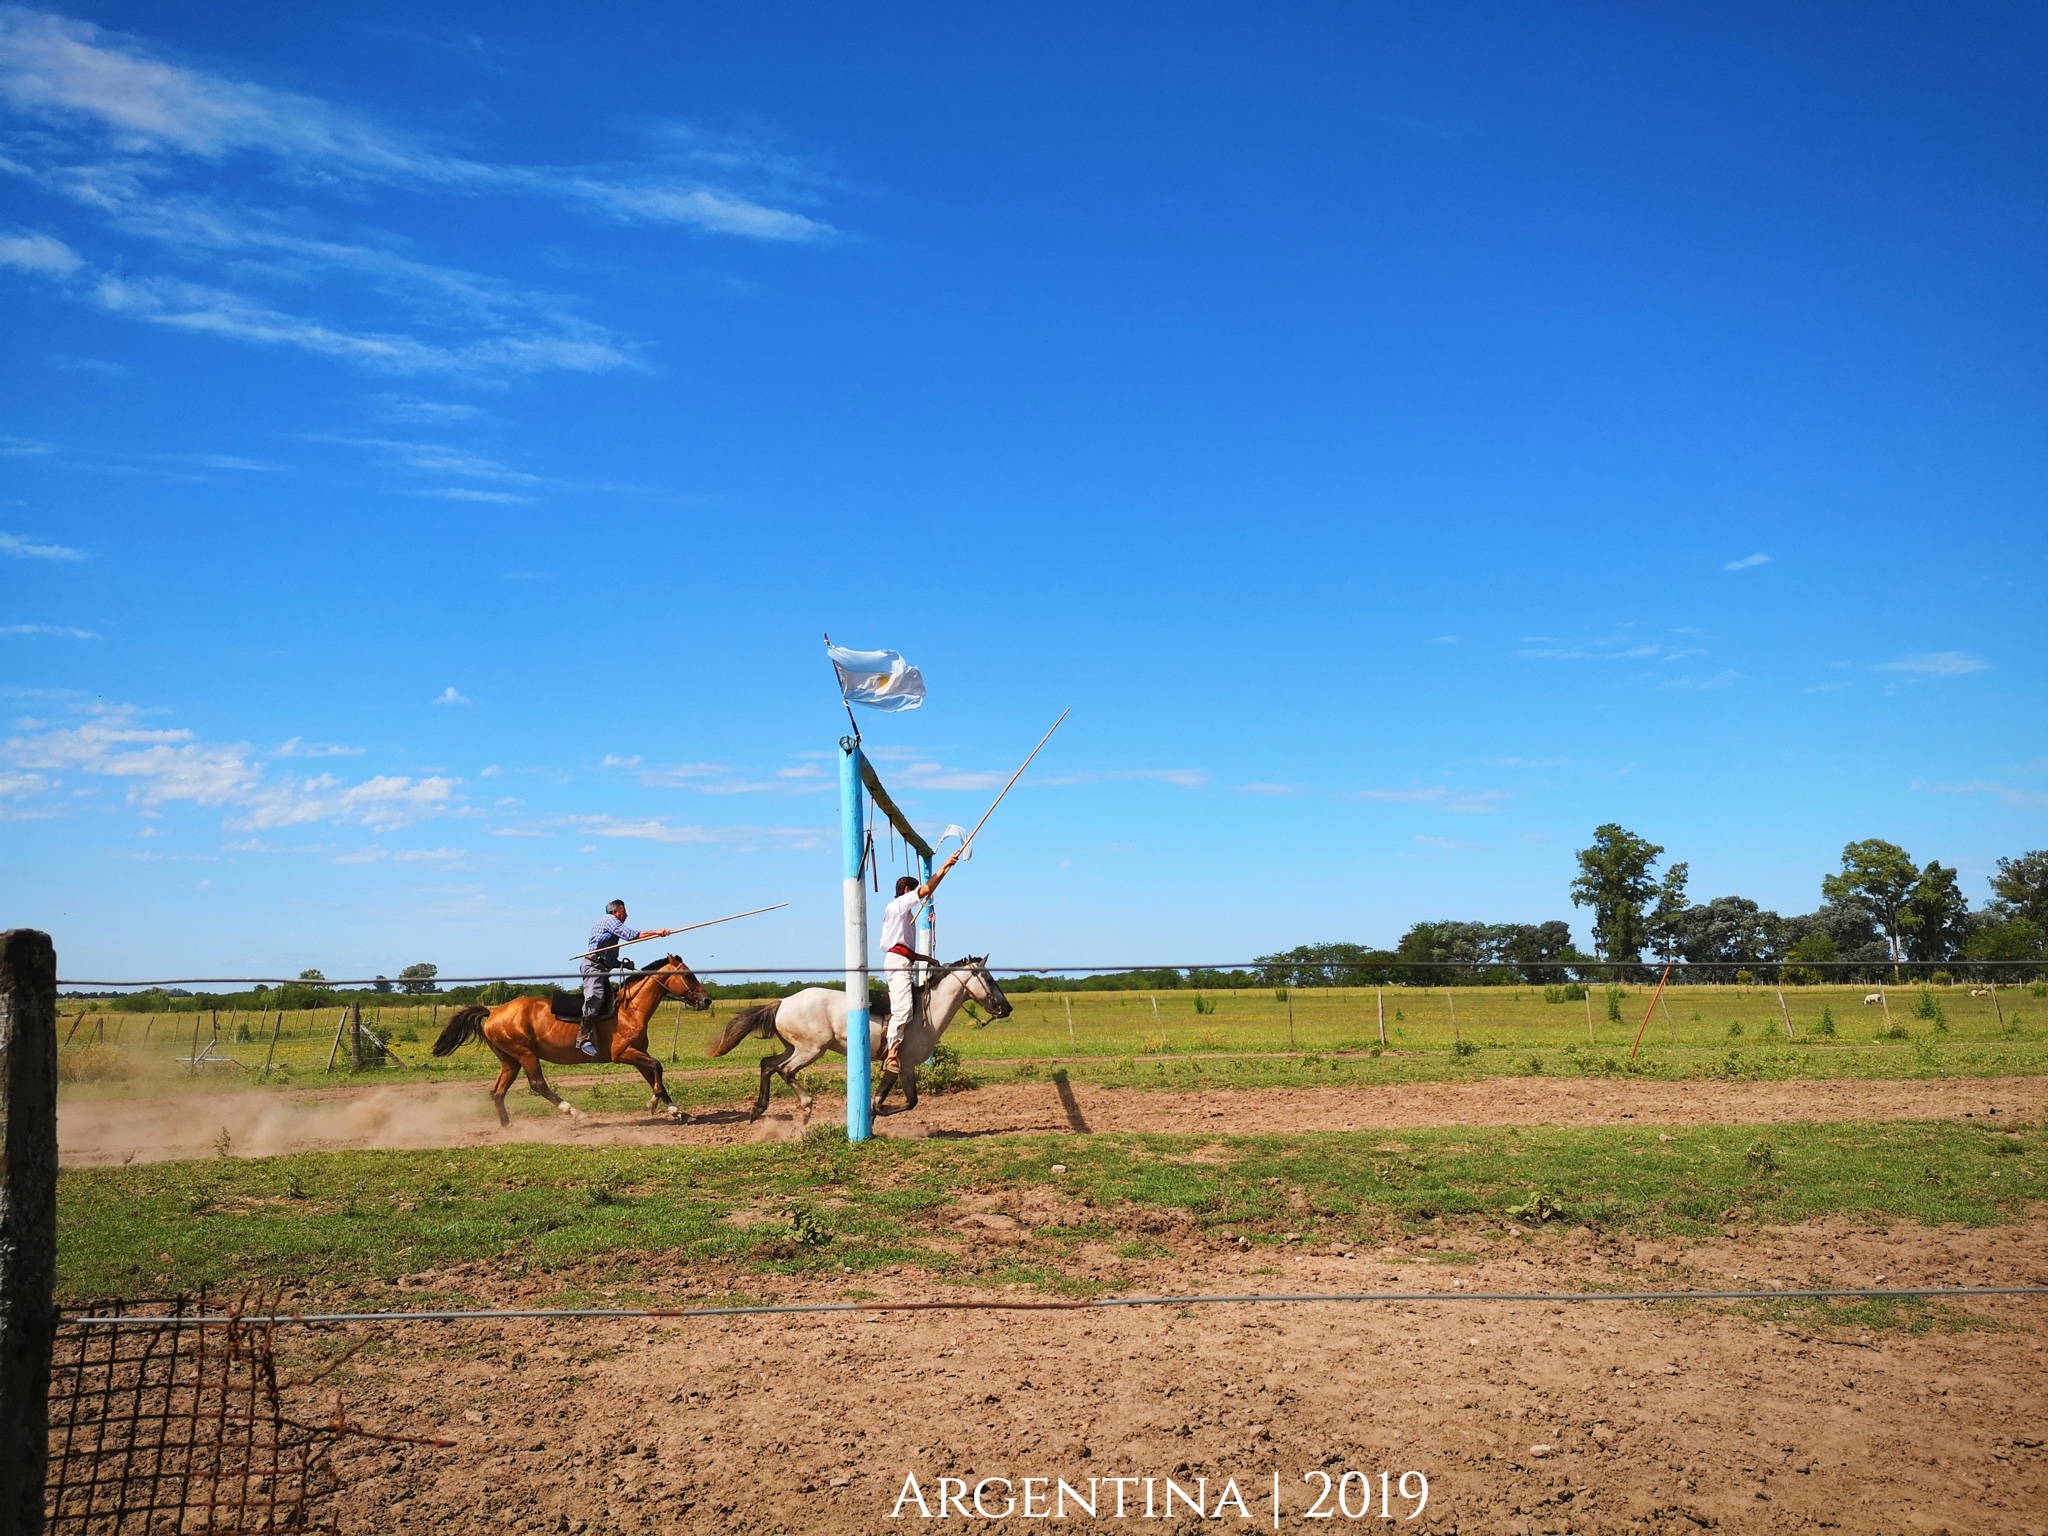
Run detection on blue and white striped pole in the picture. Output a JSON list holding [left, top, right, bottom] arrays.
[[840, 736, 872, 1141]]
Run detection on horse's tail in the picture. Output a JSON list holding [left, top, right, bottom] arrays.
[[432, 1004, 489, 1057], [709, 1000, 779, 1057]]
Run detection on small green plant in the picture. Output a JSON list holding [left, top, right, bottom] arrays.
[[962, 1001, 984, 1025], [1877, 1022, 1909, 1041], [1524, 1055, 1543, 1074], [1542, 984, 1587, 1004], [1393, 1007, 1404, 1021], [1746, 1140, 1778, 1174], [587, 1167, 626, 1206], [398, 1026, 420, 1043], [1815, 1006, 1837, 1038], [920, 1041, 975, 1093], [1911, 989, 1945, 1023], [1452, 1038, 1479, 1058], [1192, 994, 1217, 1015], [1605, 989, 1623, 1023], [283, 1173, 308, 1200], [213, 1127, 233, 1159], [234, 1020, 253, 1042], [788, 1203, 833, 1247], [1736, 970, 1755, 987], [1930, 969, 1954, 987], [1727, 1021, 1744, 1038], [1504, 1190, 1568, 1224], [1273, 988, 1288, 1002]]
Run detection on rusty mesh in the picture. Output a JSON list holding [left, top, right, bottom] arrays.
[[46, 1293, 434, 1535]]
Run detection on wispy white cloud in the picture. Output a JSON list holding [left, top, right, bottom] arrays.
[[1414, 834, 1479, 849], [1040, 768, 1209, 791], [1660, 669, 1741, 691], [431, 686, 469, 706], [0, 225, 77, 272], [1914, 779, 2048, 811], [1358, 785, 1505, 814], [274, 736, 362, 758], [1723, 552, 1770, 572], [0, 434, 56, 455], [416, 487, 534, 504], [1233, 782, 1300, 796], [0, 530, 84, 559], [0, 621, 95, 637], [0, 8, 831, 237], [1877, 651, 1988, 678], [570, 814, 821, 849], [0, 8, 827, 378], [1487, 756, 1568, 769], [1, 702, 459, 829]]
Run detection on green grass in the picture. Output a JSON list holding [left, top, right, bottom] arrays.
[[58, 1118, 2044, 1305], [52, 982, 2048, 1108]]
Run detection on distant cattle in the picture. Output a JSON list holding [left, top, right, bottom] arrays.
[[1864, 993, 1883, 1005]]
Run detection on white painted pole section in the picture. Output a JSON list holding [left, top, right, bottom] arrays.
[[841, 738, 872, 1141]]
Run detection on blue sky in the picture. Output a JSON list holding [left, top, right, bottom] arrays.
[[2, 2, 2043, 983]]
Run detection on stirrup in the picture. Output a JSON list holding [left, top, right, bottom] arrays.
[[883, 1046, 902, 1073], [576, 1025, 599, 1058]]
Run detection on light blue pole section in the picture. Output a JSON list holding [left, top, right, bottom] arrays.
[[840, 736, 872, 1142], [916, 851, 936, 975]]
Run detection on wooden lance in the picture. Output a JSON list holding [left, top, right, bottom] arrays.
[[919, 709, 1070, 904], [570, 902, 790, 962]]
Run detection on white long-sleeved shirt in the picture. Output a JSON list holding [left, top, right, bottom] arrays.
[[880, 891, 920, 957]]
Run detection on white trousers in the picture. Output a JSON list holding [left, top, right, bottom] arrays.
[[884, 954, 915, 1050]]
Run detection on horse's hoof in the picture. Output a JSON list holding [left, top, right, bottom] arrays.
[[665, 1105, 685, 1122], [557, 1102, 578, 1117]]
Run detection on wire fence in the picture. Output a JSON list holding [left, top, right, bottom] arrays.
[[46, 1292, 450, 1535], [52, 958, 2048, 993]]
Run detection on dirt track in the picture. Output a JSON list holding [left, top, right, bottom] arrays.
[[58, 1072, 2048, 1164], [322, 1216, 2048, 1535]]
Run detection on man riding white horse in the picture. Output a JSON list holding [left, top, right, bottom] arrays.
[[880, 875, 938, 1075]]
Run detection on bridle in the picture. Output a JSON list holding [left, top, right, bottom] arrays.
[[621, 957, 710, 1012], [925, 956, 1012, 1020]]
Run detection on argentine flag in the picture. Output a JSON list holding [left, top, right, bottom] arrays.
[[826, 643, 926, 712]]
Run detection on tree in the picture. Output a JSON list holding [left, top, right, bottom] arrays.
[[373, 975, 393, 994], [1646, 862, 1691, 962], [398, 962, 441, 996], [1990, 851, 2048, 932], [1903, 862, 1972, 963], [1963, 918, 2044, 965], [1820, 840, 1920, 963], [1570, 824, 1665, 966]]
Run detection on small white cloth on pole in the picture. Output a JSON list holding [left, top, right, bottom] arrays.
[[940, 823, 972, 860], [827, 643, 926, 712]]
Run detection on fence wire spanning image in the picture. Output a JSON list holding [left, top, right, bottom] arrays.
[[46, 1293, 435, 1535]]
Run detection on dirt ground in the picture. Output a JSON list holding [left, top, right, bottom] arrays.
[[56, 1072, 2048, 1164], [319, 1215, 2048, 1535]]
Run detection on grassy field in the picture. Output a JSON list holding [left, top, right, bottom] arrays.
[[56, 1116, 2044, 1306], [53, 981, 2048, 1107]]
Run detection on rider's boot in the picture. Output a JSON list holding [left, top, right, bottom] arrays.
[[883, 1042, 902, 1074], [577, 1005, 602, 1058]]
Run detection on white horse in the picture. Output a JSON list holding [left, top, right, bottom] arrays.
[[708, 956, 1012, 1122]]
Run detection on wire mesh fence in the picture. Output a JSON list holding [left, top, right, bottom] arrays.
[[46, 1292, 446, 1535]]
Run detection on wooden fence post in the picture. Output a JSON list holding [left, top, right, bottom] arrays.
[[1, 928, 58, 1535]]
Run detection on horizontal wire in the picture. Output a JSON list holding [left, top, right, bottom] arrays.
[[61, 1284, 2048, 1328], [57, 960, 2048, 989]]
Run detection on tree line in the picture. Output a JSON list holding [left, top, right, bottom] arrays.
[[1255, 830, 2046, 987]]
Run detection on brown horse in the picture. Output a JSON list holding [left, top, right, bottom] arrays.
[[431, 956, 710, 1125]]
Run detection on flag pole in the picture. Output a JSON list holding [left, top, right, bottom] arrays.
[[824, 632, 861, 743], [569, 903, 790, 962]]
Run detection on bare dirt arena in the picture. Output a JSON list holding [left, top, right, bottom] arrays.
[[324, 1219, 2048, 1535], [56, 1072, 2048, 1164]]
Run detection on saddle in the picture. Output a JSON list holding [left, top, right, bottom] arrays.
[[547, 990, 610, 1024]]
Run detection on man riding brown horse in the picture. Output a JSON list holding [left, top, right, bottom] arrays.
[[580, 899, 679, 1055]]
